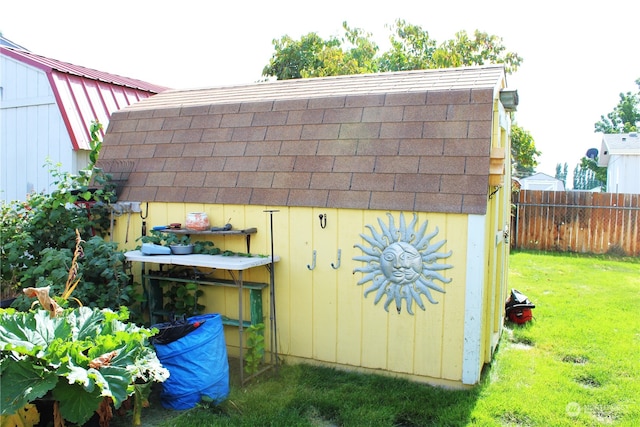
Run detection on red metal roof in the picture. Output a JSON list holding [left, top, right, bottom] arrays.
[[1, 46, 170, 150]]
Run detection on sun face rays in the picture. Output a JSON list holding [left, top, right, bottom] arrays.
[[353, 213, 453, 315]]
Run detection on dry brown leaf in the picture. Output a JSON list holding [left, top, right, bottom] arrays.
[[89, 351, 118, 369], [97, 397, 113, 427], [23, 286, 63, 318]]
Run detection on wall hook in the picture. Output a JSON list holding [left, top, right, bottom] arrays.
[[331, 249, 341, 269], [139, 202, 148, 220], [307, 250, 317, 270], [488, 185, 502, 199], [319, 213, 327, 229]]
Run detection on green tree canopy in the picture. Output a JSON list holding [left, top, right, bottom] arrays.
[[262, 22, 379, 79], [263, 19, 523, 80], [573, 162, 604, 191], [594, 78, 640, 134], [511, 124, 540, 178], [555, 162, 568, 187]]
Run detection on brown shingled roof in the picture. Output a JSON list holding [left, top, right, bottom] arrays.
[[101, 65, 506, 214]]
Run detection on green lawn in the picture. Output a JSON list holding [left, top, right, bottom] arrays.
[[128, 251, 640, 426]]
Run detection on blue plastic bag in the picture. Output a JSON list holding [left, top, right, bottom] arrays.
[[154, 313, 229, 410]]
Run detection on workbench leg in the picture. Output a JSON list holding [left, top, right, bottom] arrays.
[[148, 277, 164, 325], [237, 271, 244, 384]]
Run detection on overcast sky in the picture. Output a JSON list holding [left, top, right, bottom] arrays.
[[2, 0, 639, 179]]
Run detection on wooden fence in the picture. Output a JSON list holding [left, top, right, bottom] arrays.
[[511, 190, 640, 256]]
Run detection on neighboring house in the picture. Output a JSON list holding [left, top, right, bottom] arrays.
[[103, 65, 516, 387], [0, 39, 168, 202], [598, 132, 640, 194], [518, 172, 566, 191]]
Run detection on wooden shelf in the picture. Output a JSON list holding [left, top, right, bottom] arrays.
[[160, 227, 257, 252], [162, 227, 257, 236]]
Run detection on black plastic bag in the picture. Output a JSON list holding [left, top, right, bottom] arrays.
[[151, 315, 205, 345]]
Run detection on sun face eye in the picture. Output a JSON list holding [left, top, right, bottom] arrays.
[[383, 252, 396, 262]]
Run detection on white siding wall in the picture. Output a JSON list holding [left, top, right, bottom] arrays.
[[1, 55, 80, 202], [607, 155, 640, 194]]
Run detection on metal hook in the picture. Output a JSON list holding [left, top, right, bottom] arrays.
[[319, 214, 327, 229], [139, 202, 148, 219], [139, 202, 149, 236], [307, 250, 317, 270], [331, 249, 341, 269]]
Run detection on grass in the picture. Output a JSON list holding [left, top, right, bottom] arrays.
[[124, 251, 640, 426]]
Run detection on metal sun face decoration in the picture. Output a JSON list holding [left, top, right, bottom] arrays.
[[353, 213, 453, 315]]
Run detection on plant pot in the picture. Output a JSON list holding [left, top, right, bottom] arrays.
[[1, 297, 17, 308], [185, 212, 210, 231], [34, 398, 101, 427], [170, 244, 194, 255]]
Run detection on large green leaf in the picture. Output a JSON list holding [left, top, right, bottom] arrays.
[[66, 307, 104, 340], [0, 310, 67, 353], [92, 365, 132, 408], [52, 381, 102, 425], [0, 358, 57, 415]]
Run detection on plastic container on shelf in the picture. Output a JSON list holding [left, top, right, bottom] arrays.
[[185, 212, 210, 231]]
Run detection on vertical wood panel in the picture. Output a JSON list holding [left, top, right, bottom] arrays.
[[312, 207, 338, 363], [335, 209, 364, 367], [512, 190, 640, 256], [287, 208, 314, 358], [440, 214, 468, 381]]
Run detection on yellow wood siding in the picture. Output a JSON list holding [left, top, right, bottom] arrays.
[[118, 205, 472, 384]]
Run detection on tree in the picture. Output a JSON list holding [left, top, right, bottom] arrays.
[[555, 162, 568, 187], [511, 124, 540, 178], [378, 21, 522, 74], [263, 19, 523, 80], [594, 78, 640, 134], [573, 162, 603, 191], [262, 22, 378, 80]]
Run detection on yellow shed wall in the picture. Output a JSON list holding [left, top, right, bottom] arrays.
[[116, 205, 473, 385]]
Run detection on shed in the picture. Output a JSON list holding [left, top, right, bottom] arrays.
[[103, 65, 514, 387], [519, 172, 566, 191], [0, 43, 168, 202], [598, 132, 640, 194]]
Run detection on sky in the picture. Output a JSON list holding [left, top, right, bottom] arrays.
[[2, 0, 639, 181]]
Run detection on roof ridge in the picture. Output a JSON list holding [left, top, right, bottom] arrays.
[[0, 46, 169, 93]]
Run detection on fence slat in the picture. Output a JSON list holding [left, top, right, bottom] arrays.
[[512, 190, 640, 256]]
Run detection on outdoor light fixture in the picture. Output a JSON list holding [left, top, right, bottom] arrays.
[[500, 88, 519, 112]]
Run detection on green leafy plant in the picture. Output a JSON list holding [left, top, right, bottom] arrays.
[[139, 231, 220, 255], [160, 281, 204, 318], [0, 306, 169, 426], [244, 323, 265, 375], [1, 157, 135, 312]]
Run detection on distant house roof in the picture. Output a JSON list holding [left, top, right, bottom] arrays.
[[102, 65, 508, 214], [0, 35, 28, 50], [519, 172, 565, 191], [598, 132, 640, 166], [1, 46, 170, 150]]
